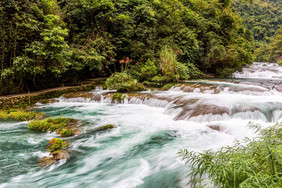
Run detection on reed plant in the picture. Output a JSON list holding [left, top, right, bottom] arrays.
[[179, 122, 282, 188]]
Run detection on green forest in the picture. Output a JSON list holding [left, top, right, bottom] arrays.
[[0, 0, 281, 95]]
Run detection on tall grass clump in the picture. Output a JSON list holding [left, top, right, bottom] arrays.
[[179, 122, 282, 188], [0, 111, 9, 120], [160, 46, 177, 80]]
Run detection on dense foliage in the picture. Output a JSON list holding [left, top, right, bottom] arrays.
[[235, 0, 281, 62], [0, 0, 257, 95], [179, 122, 282, 187]]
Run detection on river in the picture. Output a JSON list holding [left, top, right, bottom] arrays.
[[1, 62, 282, 188]]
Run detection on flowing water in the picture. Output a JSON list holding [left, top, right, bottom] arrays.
[[1, 63, 282, 188]]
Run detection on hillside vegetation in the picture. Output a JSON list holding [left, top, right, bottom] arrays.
[[1, 0, 275, 95]]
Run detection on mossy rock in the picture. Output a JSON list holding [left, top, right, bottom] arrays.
[[60, 129, 74, 137], [28, 117, 71, 132], [64, 92, 94, 99], [96, 124, 116, 131], [47, 138, 68, 152], [162, 83, 175, 90]]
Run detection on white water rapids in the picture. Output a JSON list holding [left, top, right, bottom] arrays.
[[0, 62, 281, 187]]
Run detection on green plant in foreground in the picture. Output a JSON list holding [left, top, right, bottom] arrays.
[[179, 122, 282, 188]]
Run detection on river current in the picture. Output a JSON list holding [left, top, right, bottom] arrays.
[[1, 62, 282, 188]]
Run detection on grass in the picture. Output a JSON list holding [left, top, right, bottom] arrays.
[[60, 129, 74, 137], [179, 122, 282, 188], [47, 138, 68, 152], [0, 111, 9, 120], [28, 117, 72, 134], [99, 124, 115, 130], [0, 109, 44, 121]]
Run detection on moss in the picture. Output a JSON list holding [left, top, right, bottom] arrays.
[[41, 99, 49, 104], [99, 124, 115, 130], [47, 138, 68, 152], [9, 111, 44, 121], [28, 117, 71, 133], [112, 93, 126, 101], [60, 129, 74, 137], [162, 83, 175, 90], [0, 111, 9, 120]]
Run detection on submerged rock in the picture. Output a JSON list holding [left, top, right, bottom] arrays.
[[38, 150, 70, 167], [207, 125, 222, 131], [51, 150, 70, 160], [38, 157, 57, 167], [95, 124, 116, 131]]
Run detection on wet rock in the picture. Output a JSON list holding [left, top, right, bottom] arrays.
[[38, 150, 70, 167], [38, 157, 57, 167], [51, 150, 70, 160], [228, 86, 267, 93], [64, 92, 94, 99], [190, 104, 230, 117], [207, 125, 221, 131]]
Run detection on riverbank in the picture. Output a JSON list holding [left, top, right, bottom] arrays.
[[0, 78, 106, 109]]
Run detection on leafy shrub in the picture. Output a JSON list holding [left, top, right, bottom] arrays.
[[179, 122, 282, 188], [60, 129, 74, 137], [105, 72, 138, 92], [112, 93, 126, 101], [129, 59, 158, 81], [0, 111, 9, 120]]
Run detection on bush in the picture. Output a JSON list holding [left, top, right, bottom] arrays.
[[106, 72, 138, 92], [129, 59, 158, 81], [112, 93, 126, 101], [179, 122, 282, 188], [60, 129, 74, 137]]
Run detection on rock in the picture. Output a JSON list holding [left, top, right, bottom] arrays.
[[190, 104, 230, 117], [208, 125, 221, 131], [38, 150, 70, 167], [38, 157, 57, 167], [64, 92, 94, 99], [96, 124, 116, 131], [51, 150, 70, 160]]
